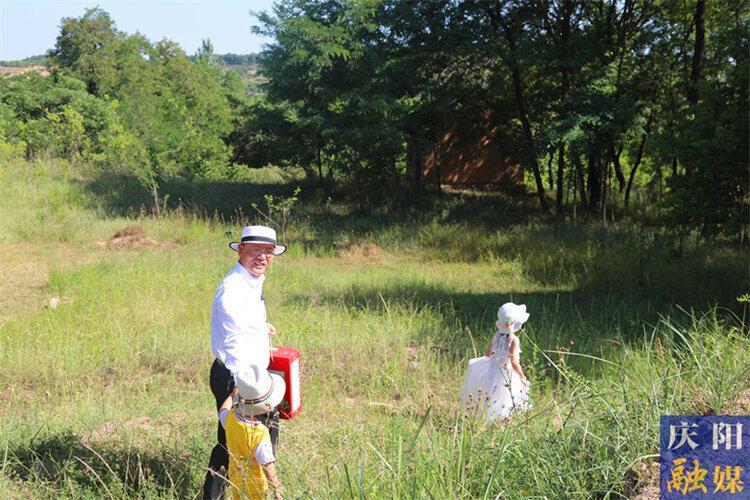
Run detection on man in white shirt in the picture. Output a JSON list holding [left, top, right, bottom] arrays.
[[203, 225, 287, 500]]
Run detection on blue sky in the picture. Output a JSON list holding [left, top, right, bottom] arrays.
[[0, 0, 276, 61]]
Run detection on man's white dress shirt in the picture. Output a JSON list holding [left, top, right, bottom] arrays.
[[211, 262, 269, 375]]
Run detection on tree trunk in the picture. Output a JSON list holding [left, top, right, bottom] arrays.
[[151, 184, 161, 216], [610, 145, 626, 192], [600, 154, 612, 222], [625, 111, 654, 208], [327, 159, 336, 194], [432, 135, 443, 192], [573, 153, 588, 208], [503, 27, 548, 212], [587, 153, 602, 214], [486, 1, 548, 212], [557, 1, 572, 215], [316, 149, 323, 184], [406, 137, 425, 184], [572, 164, 578, 220], [556, 143, 565, 214], [547, 150, 555, 191], [230, 137, 248, 164], [687, 0, 705, 105]]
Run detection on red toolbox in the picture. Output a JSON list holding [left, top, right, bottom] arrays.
[[269, 347, 301, 419]]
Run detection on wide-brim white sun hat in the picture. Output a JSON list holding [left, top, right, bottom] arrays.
[[496, 302, 530, 334], [229, 225, 286, 255], [235, 365, 287, 416]]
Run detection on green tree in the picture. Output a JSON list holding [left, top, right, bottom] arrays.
[[665, 2, 749, 239], [48, 7, 121, 95], [254, 0, 406, 208], [0, 72, 114, 159], [44, 8, 235, 206], [47, 105, 88, 162]]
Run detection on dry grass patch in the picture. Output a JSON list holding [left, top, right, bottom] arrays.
[[334, 241, 384, 264], [0, 242, 108, 324]]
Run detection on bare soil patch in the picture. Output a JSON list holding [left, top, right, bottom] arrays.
[[724, 386, 750, 415], [624, 460, 660, 500], [0, 66, 50, 78], [100, 225, 172, 249]]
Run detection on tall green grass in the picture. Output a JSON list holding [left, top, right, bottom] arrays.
[[0, 159, 747, 498]]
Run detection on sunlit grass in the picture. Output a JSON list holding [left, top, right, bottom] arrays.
[[0, 159, 747, 498]]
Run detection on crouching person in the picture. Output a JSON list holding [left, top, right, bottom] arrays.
[[219, 365, 285, 500]]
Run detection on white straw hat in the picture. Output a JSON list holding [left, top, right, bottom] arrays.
[[234, 365, 286, 416], [496, 302, 530, 334], [229, 225, 286, 255]]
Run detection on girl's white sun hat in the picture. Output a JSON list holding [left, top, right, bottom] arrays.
[[496, 302, 530, 334], [234, 365, 286, 416], [229, 225, 286, 255]]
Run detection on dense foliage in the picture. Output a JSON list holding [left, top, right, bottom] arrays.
[[0, 8, 237, 209], [251, 0, 748, 234], [0, 2, 746, 237]]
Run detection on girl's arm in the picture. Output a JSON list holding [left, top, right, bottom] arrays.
[[218, 392, 234, 430], [219, 387, 238, 414], [263, 462, 283, 500], [219, 394, 233, 413], [509, 336, 529, 386]]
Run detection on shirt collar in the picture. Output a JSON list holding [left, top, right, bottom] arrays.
[[232, 262, 265, 287], [231, 408, 262, 424]]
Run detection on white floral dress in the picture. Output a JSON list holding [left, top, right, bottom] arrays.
[[460, 332, 531, 421]]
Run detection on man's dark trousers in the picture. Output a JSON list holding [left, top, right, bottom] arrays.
[[202, 359, 280, 500]]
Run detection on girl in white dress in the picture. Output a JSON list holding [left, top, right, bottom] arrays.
[[460, 303, 531, 421]]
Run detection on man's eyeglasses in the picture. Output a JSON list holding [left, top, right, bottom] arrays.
[[241, 244, 275, 256]]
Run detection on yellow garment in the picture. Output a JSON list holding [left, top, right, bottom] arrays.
[[225, 409, 271, 500]]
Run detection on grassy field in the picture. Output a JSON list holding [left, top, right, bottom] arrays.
[[0, 159, 748, 498]]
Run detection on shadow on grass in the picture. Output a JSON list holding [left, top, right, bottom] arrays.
[[76, 171, 747, 307], [287, 267, 745, 379], [77, 170, 541, 241], [5, 431, 203, 497], [413, 222, 748, 299], [79, 171, 293, 221]]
